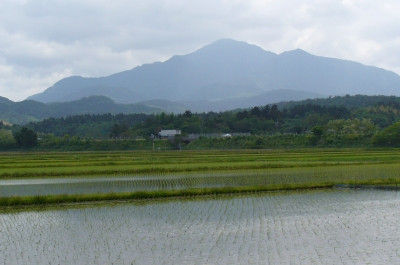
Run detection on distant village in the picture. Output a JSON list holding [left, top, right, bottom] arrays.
[[155, 129, 250, 142]]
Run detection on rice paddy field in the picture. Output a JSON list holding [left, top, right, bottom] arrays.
[[2, 149, 400, 264], [2, 189, 400, 264], [2, 148, 400, 179], [2, 149, 400, 205]]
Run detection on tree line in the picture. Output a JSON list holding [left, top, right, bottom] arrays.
[[2, 94, 400, 149]]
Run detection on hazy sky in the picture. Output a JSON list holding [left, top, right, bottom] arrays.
[[1, 0, 399, 101]]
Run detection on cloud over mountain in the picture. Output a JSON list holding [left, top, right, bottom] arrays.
[[1, 0, 400, 101]]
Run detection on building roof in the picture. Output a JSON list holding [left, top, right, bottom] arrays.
[[159, 129, 181, 137]]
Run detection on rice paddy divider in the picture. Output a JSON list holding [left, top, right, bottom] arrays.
[[2, 178, 400, 207], [0, 184, 335, 207]]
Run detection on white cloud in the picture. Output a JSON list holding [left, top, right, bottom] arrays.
[[0, 0, 399, 101]]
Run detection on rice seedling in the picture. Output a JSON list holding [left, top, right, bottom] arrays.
[[1, 189, 400, 264], [1, 149, 400, 206], [1, 148, 400, 179]]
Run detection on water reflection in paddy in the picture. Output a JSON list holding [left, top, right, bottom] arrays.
[[1, 189, 400, 264], [0, 173, 287, 197]]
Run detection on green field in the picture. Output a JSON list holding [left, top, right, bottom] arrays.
[[2, 149, 400, 206]]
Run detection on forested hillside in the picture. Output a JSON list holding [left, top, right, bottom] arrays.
[[277, 94, 400, 110], [0, 96, 162, 124], [26, 95, 400, 137], [3, 95, 400, 150], [29, 113, 148, 138]]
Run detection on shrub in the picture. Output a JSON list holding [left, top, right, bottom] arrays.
[[0, 129, 16, 149], [13, 127, 38, 148], [372, 122, 400, 147]]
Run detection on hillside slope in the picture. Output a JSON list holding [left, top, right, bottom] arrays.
[[0, 96, 162, 124], [28, 39, 400, 105]]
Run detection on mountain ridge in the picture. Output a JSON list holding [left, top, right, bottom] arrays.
[[27, 38, 400, 105], [0, 88, 323, 124], [0, 95, 163, 124]]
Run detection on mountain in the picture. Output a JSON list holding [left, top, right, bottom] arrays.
[[0, 96, 162, 124], [180, 89, 322, 112], [1, 91, 323, 125], [138, 99, 188, 113], [28, 39, 400, 106], [275, 94, 400, 110]]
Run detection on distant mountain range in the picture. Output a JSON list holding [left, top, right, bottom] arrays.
[[28, 38, 400, 107], [181, 89, 321, 112], [4, 93, 400, 125], [0, 89, 321, 124], [3, 38, 400, 124], [0, 96, 162, 124]]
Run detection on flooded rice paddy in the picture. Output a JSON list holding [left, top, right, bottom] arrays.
[[0, 169, 333, 198], [2, 164, 400, 198], [0, 174, 270, 197], [1, 189, 400, 264]]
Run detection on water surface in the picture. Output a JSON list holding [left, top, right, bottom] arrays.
[[1, 189, 400, 264], [0, 172, 296, 197]]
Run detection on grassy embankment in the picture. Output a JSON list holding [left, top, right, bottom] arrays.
[[1, 149, 400, 206]]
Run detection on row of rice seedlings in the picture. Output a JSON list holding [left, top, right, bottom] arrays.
[[1, 153, 320, 169], [2, 169, 400, 206], [1, 156, 395, 179], [2, 162, 400, 199], [1, 189, 400, 264], [2, 148, 400, 166], [2, 148, 400, 181], [0, 184, 338, 207]]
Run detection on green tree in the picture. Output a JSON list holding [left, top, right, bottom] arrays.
[[13, 127, 38, 148], [325, 119, 376, 137], [309, 126, 324, 145], [183, 110, 192, 118], [311, 126, 324, 137], [372, 122, 400, 146], [109, 123, 129, 138], [0, 129, 15, 149]]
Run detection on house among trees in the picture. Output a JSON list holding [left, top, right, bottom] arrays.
[[158, 129, 181, 138]]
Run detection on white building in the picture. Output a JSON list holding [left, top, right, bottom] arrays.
[[159, 129, 181, 138]]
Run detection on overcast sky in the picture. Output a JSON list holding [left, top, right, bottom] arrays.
[[0, 0, 399, 101]]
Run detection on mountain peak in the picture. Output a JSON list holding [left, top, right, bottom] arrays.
[[280, 48, 311, 56], [208, 38, 249, 46], [27, 39, 400, 104], [192, 38, 271, 56], [0, 96, 12, 104]]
